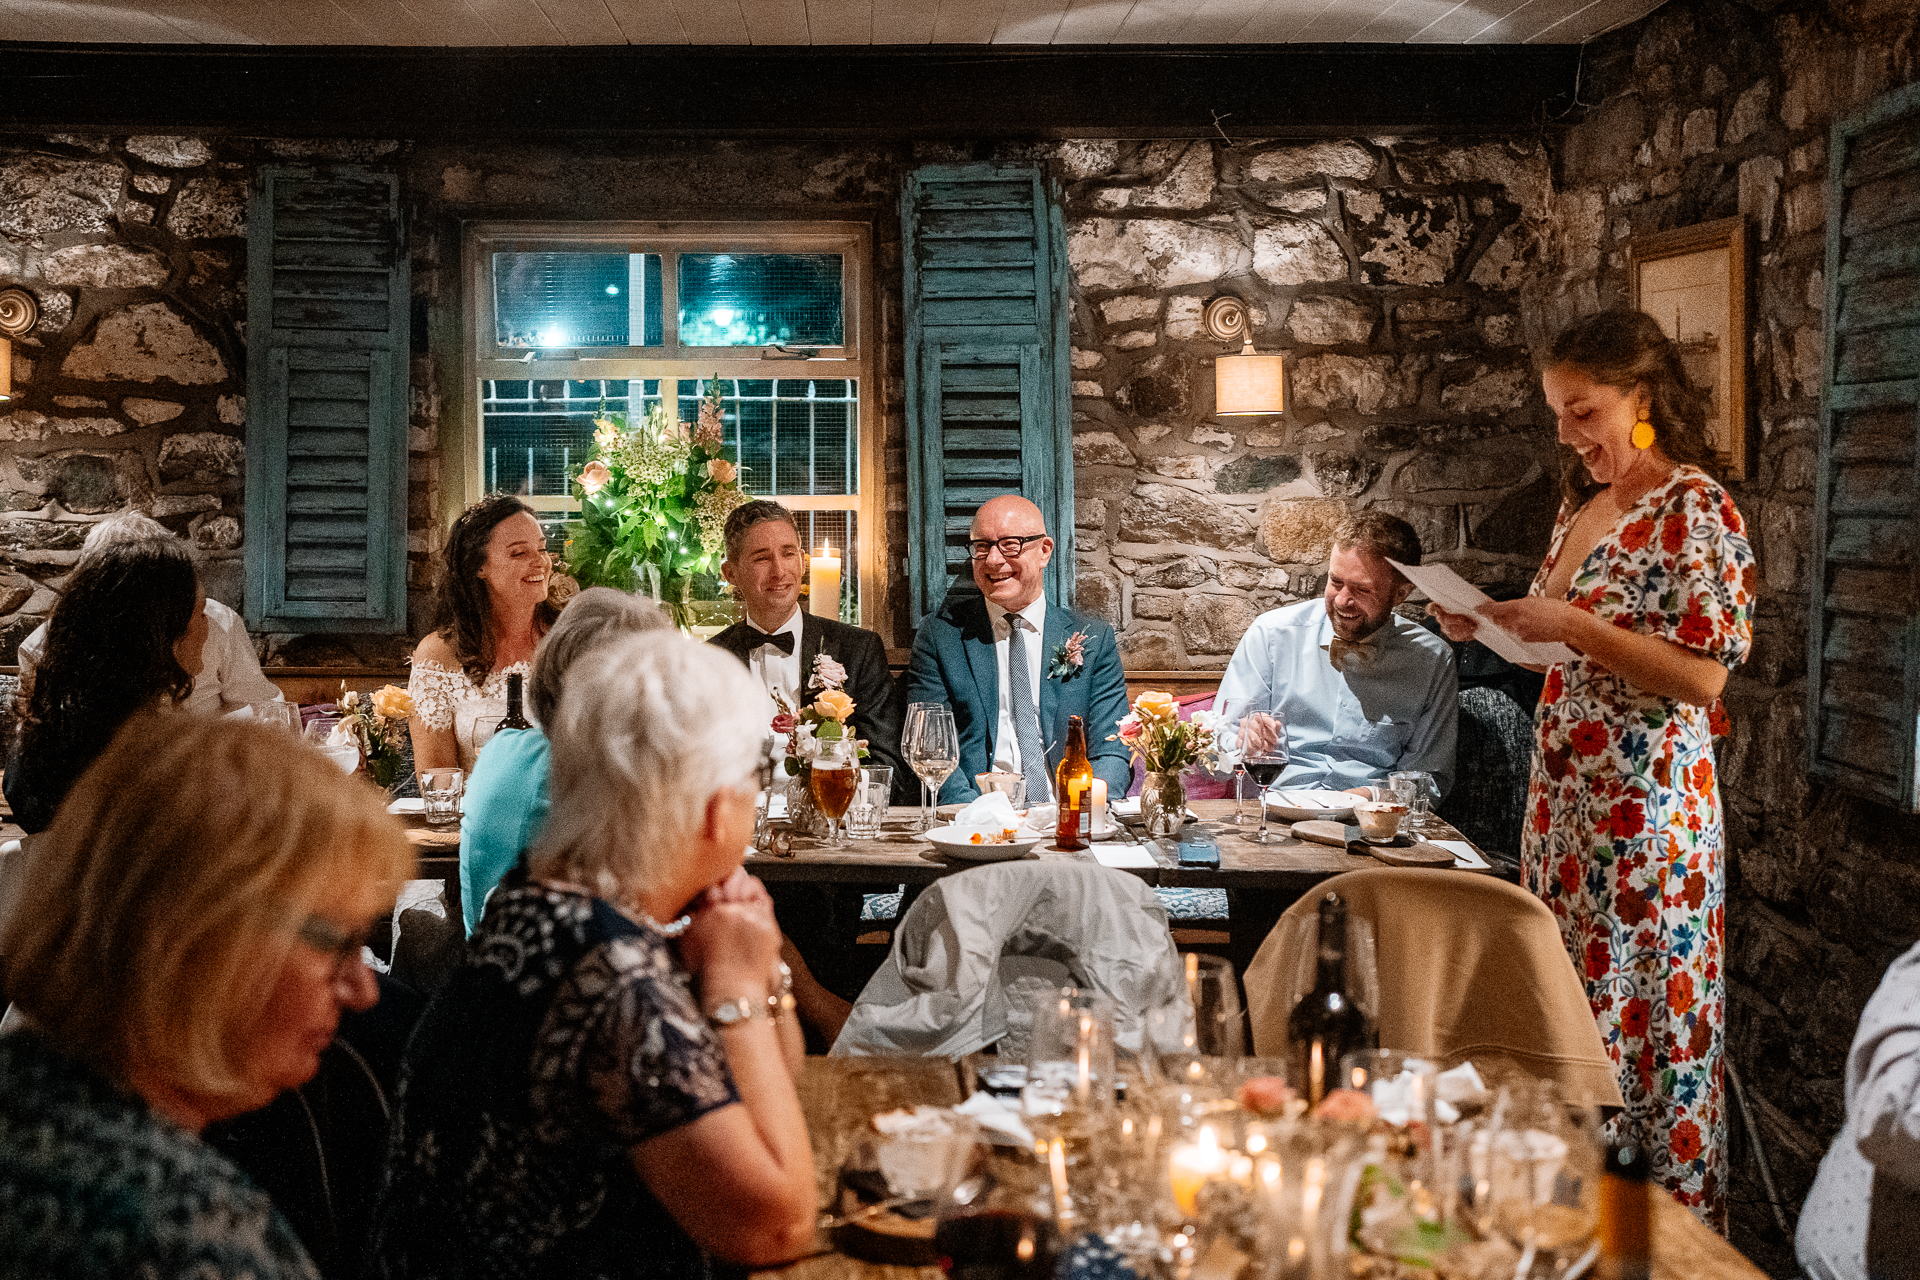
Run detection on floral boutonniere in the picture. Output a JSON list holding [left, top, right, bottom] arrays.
[[1049, 631, 1089, 681], [809, 653, 848, 692]]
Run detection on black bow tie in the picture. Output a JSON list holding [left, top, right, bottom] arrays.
[[753, 631, 796, 656]]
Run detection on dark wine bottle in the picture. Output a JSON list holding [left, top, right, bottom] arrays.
[[1599, 1124, 1651, 1280], [1286, 892, 1372, 1107], [501, 672, 533, 731]]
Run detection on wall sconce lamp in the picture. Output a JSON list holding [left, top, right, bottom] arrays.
[[0, 288, 38, 402], [1205, 296, 1284, 416]]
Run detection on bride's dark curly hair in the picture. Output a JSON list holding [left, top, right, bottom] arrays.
[[1548, 308, 1718, 505], [432, 494, 559, 684]]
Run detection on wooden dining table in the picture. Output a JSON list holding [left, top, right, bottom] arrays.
[[752, 1055, 1769, 1280], [745, 798, 1497, 972]]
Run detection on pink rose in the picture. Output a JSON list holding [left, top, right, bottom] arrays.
[[771, 712, 796, 735], [1117, 718, 1143, 744], [695, 403, 725, 449], [811, 654, 848, 690], [1062, 632, 1086, 667], [707, 457, 738, 486], [1236, 1076, 1294, 1117], [578, 459, 612, 495]]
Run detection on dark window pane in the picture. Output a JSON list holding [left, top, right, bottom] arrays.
[[492, 252, 661, 348], [677, 254, 843, 348], [480, 378, 633, 496]]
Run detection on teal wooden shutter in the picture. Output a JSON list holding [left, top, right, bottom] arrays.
[[244, 166, 410, 632], [1808, 81, 1920, 809], [902, 163, 1072, 625]]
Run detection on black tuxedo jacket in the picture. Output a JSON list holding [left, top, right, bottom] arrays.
[[709, 612, 910, 802]]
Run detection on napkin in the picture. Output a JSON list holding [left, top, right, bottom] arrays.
[[1430, 839, 1491, 871], [1090, 842, 1155, 869], [1434, 1060, 1487, 1122], [386, 797, 425, 815], [953, 1090, 1035, 1147], [952, 790, 1021, 834]]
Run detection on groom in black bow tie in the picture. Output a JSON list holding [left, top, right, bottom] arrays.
[[708, 500, 908, 800]]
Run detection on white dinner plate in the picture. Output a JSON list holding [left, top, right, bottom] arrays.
[[1263, 788, 1357, 823], [924, 825, 1045, 861]]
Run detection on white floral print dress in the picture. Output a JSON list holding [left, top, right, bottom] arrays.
[[408, 659, 533, 773], [1521, 465, 1756, 1230]]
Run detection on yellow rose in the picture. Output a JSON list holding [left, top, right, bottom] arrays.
[[1135, 690, 1178, 723], [372, 685, 413, 720], [813, 689, 855, 722], [708, 457, 738, 486]]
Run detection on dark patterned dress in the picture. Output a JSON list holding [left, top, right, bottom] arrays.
[[370, 880, 739, 1280], [1521, 465, 1756, 1229], [0, 1030, 319, 1280]]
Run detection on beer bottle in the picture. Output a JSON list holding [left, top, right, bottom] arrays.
[[1054, 715, 1093, 851], [1599, 1124, 1652, 1280]]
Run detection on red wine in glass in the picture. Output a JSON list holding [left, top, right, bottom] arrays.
[[933, 1209, 1058, 1280], [1243, 754, 1286, 843]]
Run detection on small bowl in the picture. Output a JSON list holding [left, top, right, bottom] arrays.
[[924, 825, 1045, 861], [1352, 799, 1409, 844]]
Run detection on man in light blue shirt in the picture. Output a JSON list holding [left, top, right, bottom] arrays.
[[1216, 511, 1457, 798]]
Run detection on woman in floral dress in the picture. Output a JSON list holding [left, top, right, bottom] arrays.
[[409, 495, 561, 773], [1431, 310, 1756, 1227]]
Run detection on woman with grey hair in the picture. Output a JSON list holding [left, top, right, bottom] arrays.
[[374, 633, 815, 1278], [456, 586, 669, 934]]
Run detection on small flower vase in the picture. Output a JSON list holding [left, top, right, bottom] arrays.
[[785, 767, 832, 838], [1142, 770, 1188, 839]]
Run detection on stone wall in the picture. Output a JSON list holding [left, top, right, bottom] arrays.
[[1050, 136, 1562, 668], [1530, 0, 1920, 1271]]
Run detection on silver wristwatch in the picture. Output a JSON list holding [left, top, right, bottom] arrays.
[[707, 996, 762, 1029]]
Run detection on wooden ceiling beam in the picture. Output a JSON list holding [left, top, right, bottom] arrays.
[[0, 42, 1582, 139]]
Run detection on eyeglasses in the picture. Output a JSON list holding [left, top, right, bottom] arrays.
[[296, 914, 375, 984], [967, 534, 1048, 560]]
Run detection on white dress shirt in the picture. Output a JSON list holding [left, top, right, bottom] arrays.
[[18, 598, 282, 717], [744, 605, 805, 722], [989, 595, 1051, 799]]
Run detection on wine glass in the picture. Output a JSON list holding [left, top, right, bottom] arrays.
[[1485, 1080, 1603, 1279], [1184, 953, 1246, 1061], [1242, 750, 1286, 844], [1213, 694, 1252, 825], [931, 1142, 1061, 1280], [808, 737, 860, 847], [305, 717, 360, 773], [906, 705, 959, 834]]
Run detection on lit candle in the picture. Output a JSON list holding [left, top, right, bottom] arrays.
[[1167, 1124, 1230, 1217], [809, 541, 841, 618], [1091, 778, 1108, 833]]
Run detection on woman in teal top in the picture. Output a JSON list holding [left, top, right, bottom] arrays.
[[458, 588, 670, 934]]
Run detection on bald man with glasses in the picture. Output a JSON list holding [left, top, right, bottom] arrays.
[[904, 495, 1132, 804]]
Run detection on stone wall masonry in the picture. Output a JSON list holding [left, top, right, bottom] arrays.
[[1052, 135, 1564, 670], [0, 136, 247, 659], [1530, 0, 1920, 1271]]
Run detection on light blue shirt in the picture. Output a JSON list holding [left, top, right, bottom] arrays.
[[457, 726, 551, 935], [1214, 599, 1457, 798]]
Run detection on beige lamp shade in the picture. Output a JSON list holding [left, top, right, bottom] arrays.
[[1214, 338, 1284, 415]]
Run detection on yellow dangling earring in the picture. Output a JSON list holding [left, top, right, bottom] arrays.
[[1631, 419, 1656, 450]]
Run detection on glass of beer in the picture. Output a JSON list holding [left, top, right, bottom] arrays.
[[809, 738, 860, 847]]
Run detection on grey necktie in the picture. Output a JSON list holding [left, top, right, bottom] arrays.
[[1007, 618, 1050, 801]]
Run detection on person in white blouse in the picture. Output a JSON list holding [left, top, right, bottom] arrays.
[[14, 511, 281, 717], [409, 496, 559, 774]]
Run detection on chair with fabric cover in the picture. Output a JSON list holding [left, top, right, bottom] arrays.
[[831, 860, 1190, 1061], [1244, 867, 1624, 1108], [1436, 685, 1533, 863]]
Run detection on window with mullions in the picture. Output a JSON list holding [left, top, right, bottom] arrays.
[[467, 222, 875, 629]]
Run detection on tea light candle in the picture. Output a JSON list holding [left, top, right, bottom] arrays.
[[1167, 1123, 1229, 1217], [809, 542, 841, 617], [1091, 778, 1108, 831]]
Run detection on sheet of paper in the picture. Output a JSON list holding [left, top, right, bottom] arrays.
[[1387, 558, 1580, 667], [1432, 839, 1492, 871], [765, 793, 788, 820], [1090, 842, 1157, 869]]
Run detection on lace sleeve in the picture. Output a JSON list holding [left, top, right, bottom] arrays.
[[408, 661, 467, 733]]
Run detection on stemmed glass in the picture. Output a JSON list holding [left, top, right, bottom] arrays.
[[1484, 1080, 1602, 1279], [809, 737, 860, 847], [1214, 695, 1252, 824], [905, 704, 958, 833]]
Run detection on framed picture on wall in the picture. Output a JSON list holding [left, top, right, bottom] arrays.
[[1628, 214, 1749, 479]]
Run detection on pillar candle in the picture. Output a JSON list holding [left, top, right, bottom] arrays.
[[1167, 1124, 1229, 1217], [809, 541, 841, 617], [1091, 778, 1108, 833]]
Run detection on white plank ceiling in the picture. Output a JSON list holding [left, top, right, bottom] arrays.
[[0, 0, 1667, 46]]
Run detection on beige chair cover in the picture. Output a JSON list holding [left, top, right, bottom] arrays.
[[1245, 867, 1624, 1109]]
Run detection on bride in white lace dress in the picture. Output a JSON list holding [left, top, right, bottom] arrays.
[[409, 496, 560, 774]]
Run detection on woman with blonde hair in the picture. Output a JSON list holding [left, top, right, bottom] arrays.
[[374, 632, 815, 1279], [0, 713, 415, 1277]]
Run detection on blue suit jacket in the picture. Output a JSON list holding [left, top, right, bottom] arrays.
[[904, 595, 1133, 804]]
